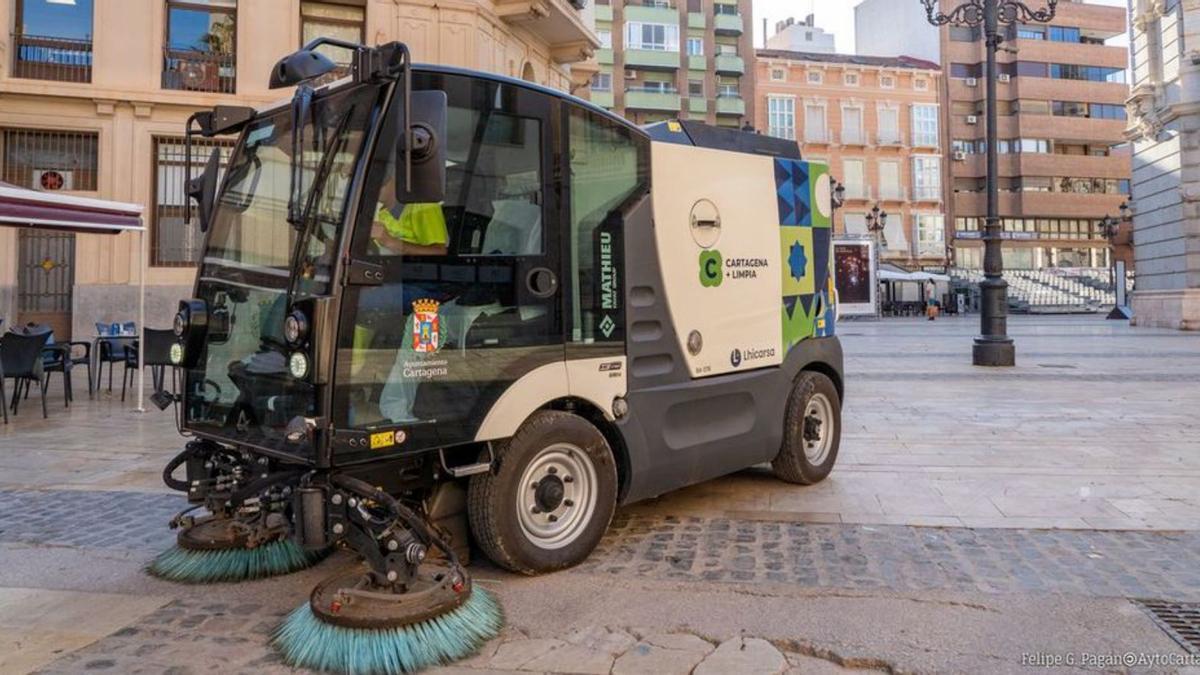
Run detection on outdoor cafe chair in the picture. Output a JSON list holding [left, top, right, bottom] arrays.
[[0, 330, 52, 419], [122, 328, 176, 404], [19, 324, 89, 406], [95, 322, 136, 393]]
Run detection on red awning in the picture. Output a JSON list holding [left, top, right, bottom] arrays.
[[0, 182, 143, 234]]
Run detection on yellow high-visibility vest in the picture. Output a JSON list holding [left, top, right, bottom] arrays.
[[376, 203, 448, 247]]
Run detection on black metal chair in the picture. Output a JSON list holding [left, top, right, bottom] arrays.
[[97, 335, 136, 393], [0, 319, 6, 425], [122, 329, 177, 403], [0, 331, 52, 419], [18, 324, 89, 407]]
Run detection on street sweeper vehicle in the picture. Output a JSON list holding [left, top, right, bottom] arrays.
[[155, 38, 844, 673]]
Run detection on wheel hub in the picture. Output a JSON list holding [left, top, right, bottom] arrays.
[[534, 475, 565, 512], [801, 393, 834, 465], [517, 443, 598, 550]]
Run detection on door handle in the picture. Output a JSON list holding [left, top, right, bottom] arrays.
[[526, 267, 558, 298]]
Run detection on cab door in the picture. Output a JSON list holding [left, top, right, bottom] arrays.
[[333, 71, 564, 458]]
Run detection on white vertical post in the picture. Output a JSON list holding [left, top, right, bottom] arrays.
[[136, 227, 146, 413]]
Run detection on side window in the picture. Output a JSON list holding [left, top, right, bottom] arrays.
[[567, 107, 648, 345]]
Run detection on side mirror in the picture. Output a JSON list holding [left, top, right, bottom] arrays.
[[395, 90, 447, 205], [187, 147, 221, 233]]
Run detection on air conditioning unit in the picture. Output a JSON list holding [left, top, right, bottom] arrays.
[[624, 69, 637, 80], [998, 73, 1011, 83], [33, 169, 73, 191], [965, 77, 978, 87], [966, 115, 978, 125], [952, 151, 967, 161]]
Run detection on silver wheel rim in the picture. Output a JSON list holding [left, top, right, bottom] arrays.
[[516, 443, 598, 550], [803, 393, 835, 465]]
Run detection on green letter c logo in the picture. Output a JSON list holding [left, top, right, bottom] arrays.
[[699, 250, 723, 287]]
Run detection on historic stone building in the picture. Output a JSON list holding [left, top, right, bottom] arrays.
[[1127, 0, 1200, 329]]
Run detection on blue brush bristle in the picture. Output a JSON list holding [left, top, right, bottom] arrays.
[[272, 586, 504, 674], [147, 539, 328, 583]]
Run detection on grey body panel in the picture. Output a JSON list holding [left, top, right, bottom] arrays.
[[617, 189, 844, 504], [618, 337, 843, 504]]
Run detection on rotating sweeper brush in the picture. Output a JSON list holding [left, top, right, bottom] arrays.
[[149, 441, 329, 583], [272, 474, 503, 674]]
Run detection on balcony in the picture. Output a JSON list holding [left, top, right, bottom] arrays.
[[804, 130, 832, 144], [595, 4, 613, 21], [840, 130, 867, 146], [688, 55, 705, 70], [590, 90, 614, 108], [625, 88, 681, 111], [688, 12, 706, 28], [912, 187, 943, 203], [875, 132, 904, 146], [625, 49, 680, 70], [624, 5, 679, 24], [714, 13, 744, 36], [598, 49, 614, 65], [11, 34, 92, 83], [495, 0, 600, 63], [714, 53, 744, 75], [162, 49, 236, 94], [689, 98, 708, 114], [878, 187, 908, 202], [842, 185, 873, 201], [715, 95, 745, 116]]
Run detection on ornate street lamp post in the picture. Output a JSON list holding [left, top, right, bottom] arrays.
[[921, 0, 1058, 366], [866, 204, 888, 316], [1099, 201, 1133, 320]]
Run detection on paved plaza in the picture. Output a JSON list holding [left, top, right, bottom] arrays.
[[1, 315, 1199, 673]]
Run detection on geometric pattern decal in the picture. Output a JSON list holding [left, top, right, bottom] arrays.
[[776, 158, 835, 351]]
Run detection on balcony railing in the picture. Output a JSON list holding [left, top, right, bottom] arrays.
[[876, 132, 903, 146], [878, 187, 908, 201], [841, 130, 866, 146], [804, 130, 831, 144], [715, 95, 745, 116], [843, 185, 873, 200], [12, 34, 92, 83], [624, 87, 681, 111], [162, 49, 236, 94]]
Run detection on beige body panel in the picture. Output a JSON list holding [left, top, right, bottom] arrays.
[[650, 141, 784, 378], [474, 356, 628, 441]]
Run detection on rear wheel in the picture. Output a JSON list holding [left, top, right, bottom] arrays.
[[772, 371, 841, 485], [468, 410, 617, 575]]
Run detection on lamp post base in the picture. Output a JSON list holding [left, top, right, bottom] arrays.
[[973, 338, 1015, 367]]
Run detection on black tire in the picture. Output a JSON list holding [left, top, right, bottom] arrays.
[[772, 371, 841, 485], [468, 410, 617, 575]]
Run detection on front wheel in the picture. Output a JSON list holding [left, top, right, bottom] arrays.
[[772, 371, 841, 485], [468, 410, 617, 575]]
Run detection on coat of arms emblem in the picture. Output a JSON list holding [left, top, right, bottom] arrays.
[[412, 298, 441, 353]]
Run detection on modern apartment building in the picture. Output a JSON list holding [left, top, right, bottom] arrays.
[[590, 0, 755, 127], [766, 15, 836, 54], [941, 0, 1130, 271], [755, 49, 946, 267], [853, 0, 939, 64], [0, 0, 597, 339]]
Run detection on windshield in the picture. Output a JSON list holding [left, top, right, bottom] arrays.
[[182, 83, 381, 454]]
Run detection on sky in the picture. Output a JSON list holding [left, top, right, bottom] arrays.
[[750, 0, 1130, 54]]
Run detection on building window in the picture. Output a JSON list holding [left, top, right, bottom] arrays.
[[878, 160, 901, 199], [717, 43, 737, 55], [625, 22, 680, 51], [1048, 26, 1081, 43], [163, 0, 237, 94], [842, 106, 864, 145], [770, 67, 786, 81], [911, 104, 939, 147], [916, 214, 945, 256], [592, 72, 612, 91], [880, 74, 895, 88], [717, 82, 738, 97], [301, 1, 364, 71], [2, 128, 99, 192], [12, 0, 95, 83], [686, 37, 703, 55], [914, 78, 928, 91], [714, 3, 738, 16], [804, 104, 827, 142], [844, 72, 859, 86], [767, 96, 795, 140], [807, 70, 823, 85], [877, 107, 900, 144], [912, 155, 941, 201], [842, 158, 865, 199], [599, 30, 613, 49], [1017, 26, 1046, 40], [843, 212, 867, 235], [688, 79, 704, 97], [948, 26, 978, 42], [1048, 63, 1126, 84], [152, 136, 235, 266]]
